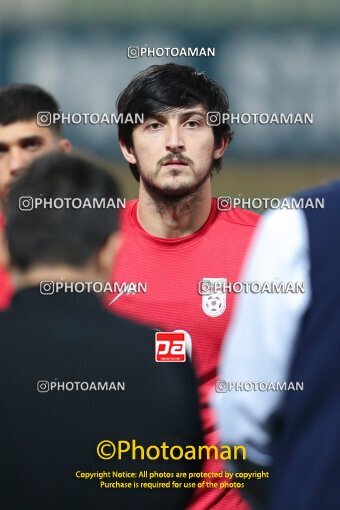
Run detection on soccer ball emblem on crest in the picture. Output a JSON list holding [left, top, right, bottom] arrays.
[[201, 278, 227, 317]]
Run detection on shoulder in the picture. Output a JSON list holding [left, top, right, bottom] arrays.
[[97, 307, 155, 344], [117, 199, 138, 231], [119, 198, 137, 218], [294, 179, 340, 201], [123, 199, 138, 212], [212, 198, 260, 229]]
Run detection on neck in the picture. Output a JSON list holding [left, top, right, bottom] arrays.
[[12, 264, 101, 291], [137, 179, 212, 238]]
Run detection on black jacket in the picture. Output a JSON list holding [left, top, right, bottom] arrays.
[[0, 287, 202, 510]]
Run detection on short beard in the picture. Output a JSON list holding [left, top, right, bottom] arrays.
[[140, 166, 212, 211]]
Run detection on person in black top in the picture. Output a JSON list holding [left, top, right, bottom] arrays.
[[0, 152, 202, 510]]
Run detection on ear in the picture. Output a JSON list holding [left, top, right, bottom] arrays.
[[96, 231, 122, 277], [212, 135, 229, 161], [0, 229, 10, 271], [119, 139, 137, 165], [58, 138, 72, 153]]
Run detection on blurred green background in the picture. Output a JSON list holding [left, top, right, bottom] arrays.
[[0, 0, 339, 200]]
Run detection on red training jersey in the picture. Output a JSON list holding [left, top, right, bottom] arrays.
[[104, 198, 260, 510], [0, 212, 13, 310]]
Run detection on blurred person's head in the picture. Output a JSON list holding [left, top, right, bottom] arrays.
[[0, 152, 121, 287], [0, 84, 71, 206], [117, 63, 232, 201]]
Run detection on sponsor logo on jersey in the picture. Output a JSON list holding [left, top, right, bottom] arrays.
[[155, 330, 192, 362]]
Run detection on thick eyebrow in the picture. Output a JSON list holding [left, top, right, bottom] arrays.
[[18, 135, 45, 146], [148, 110, 206, 123], [0, 135, 45, 150], [179, 110, 206, 121]]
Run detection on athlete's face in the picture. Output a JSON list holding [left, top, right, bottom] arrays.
[[120, 106, 227, 198], [0, 120, 71, 203]]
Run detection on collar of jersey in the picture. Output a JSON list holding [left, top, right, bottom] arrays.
[[125, 197, 218, 250]]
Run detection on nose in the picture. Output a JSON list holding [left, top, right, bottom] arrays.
[[165, 125, 185, 153], [9, 148, 26, 177]]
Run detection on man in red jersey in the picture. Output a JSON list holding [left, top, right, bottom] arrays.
[[0, 84, 71, 309], [104, 64, 260, 510]]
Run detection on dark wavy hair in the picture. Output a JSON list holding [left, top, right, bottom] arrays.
[[117, 63, 233, 181]]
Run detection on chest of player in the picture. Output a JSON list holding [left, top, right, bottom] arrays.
[[107, 244, 244, 366]]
